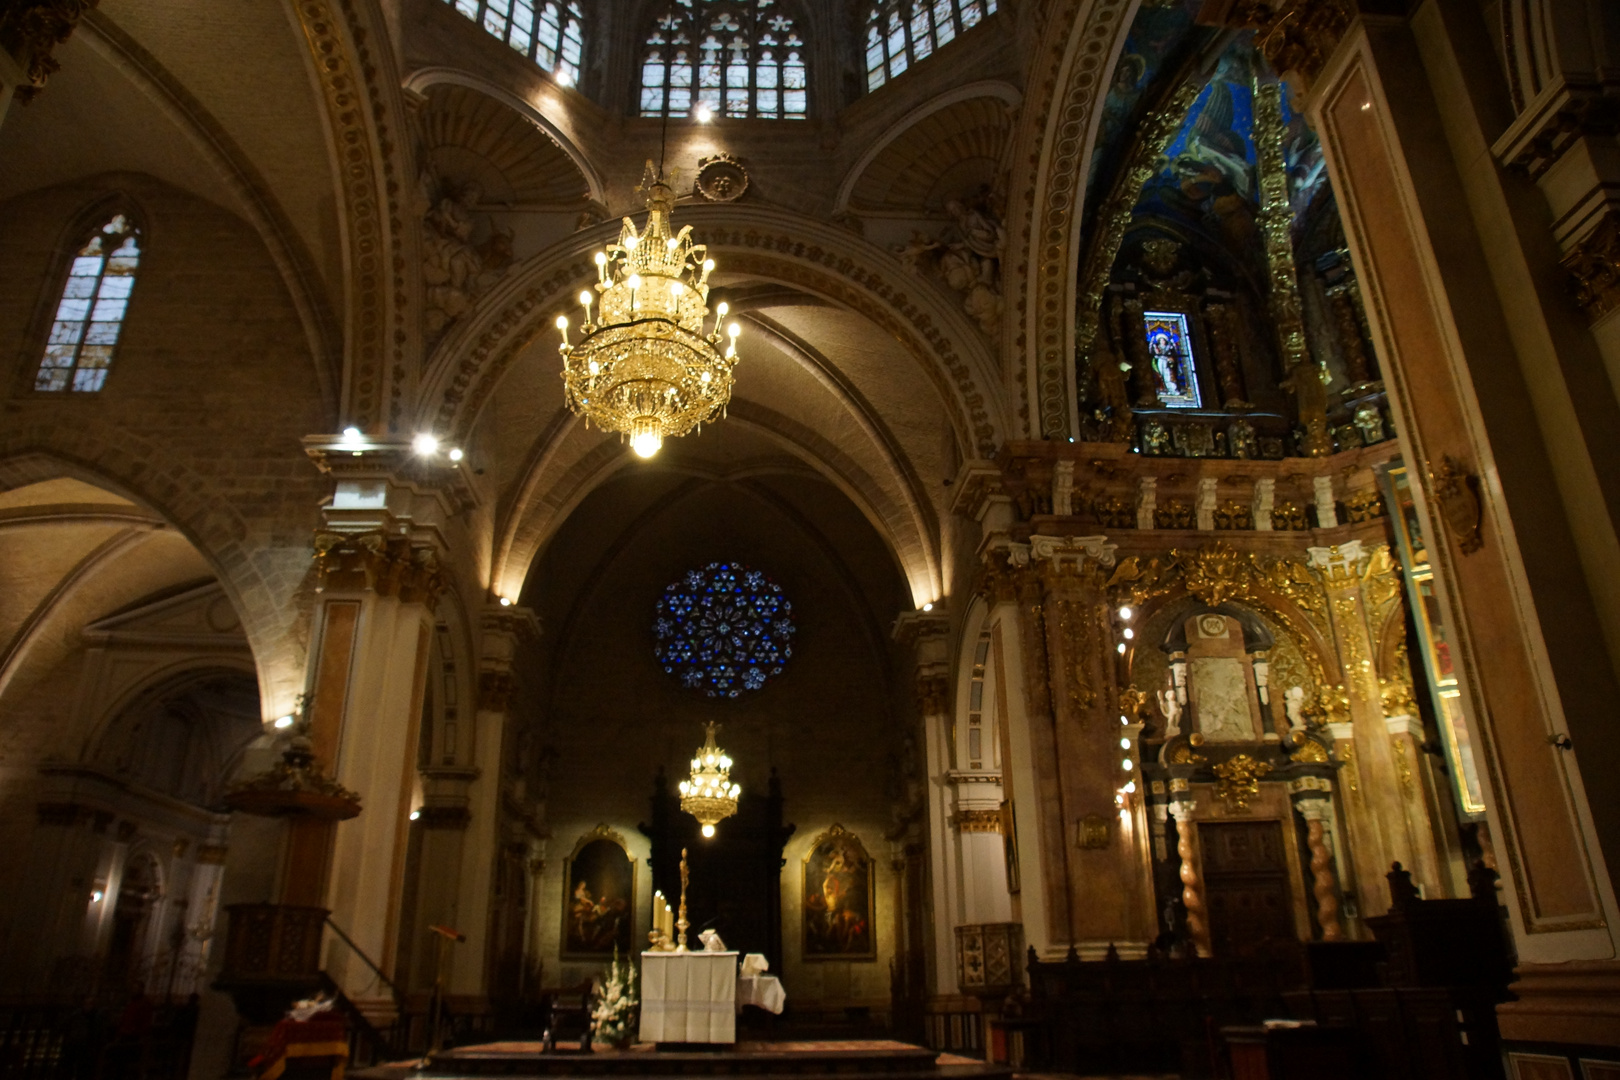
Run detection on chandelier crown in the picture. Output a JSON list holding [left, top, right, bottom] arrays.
[[557, 162, 739, 458], [678, 721, 741, 837]]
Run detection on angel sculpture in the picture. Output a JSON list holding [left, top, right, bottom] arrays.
[[1157, 685, 1183, 737]]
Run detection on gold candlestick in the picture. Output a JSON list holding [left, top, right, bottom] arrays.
[[676, 846, 690, 952]]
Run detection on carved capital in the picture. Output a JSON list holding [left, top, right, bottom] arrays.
[[313, 530, 445, 609], [1027, 533, 1118, 570], [479, 670, 516, 713], [1562, 211, 1620, 322], [954, 808, 1003, 833], [0, 0, 97, 103], [916, 673, 950, 717]]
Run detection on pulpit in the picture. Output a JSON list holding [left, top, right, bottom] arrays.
[[639, 950, 738, 1044]]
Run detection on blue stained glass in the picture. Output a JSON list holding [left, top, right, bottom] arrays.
[[654, 561, 795, 698]]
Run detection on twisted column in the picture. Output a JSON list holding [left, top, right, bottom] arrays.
[[1171, 800, 1211, 958]]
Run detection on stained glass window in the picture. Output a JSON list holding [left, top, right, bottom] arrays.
[[640, 0, 808, 119], [654, 562, 795, 697], [1142, 310, 1202, 409], [863, 0, 997, 93], [446, 0, 583, 86], [36, 214, 141, 393]]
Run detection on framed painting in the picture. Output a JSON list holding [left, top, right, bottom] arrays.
[[562, 826, 635, 959], [802, 824, 875, 960]]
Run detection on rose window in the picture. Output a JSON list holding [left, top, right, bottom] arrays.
[[654, 562, 795, 697]]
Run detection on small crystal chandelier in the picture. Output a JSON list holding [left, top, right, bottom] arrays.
[[556, 163, 740, 459], [679, 722, 740, 837]]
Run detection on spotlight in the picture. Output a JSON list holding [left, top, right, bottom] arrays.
[[409, 810, 421, 821], [413, 433, 439, 455], [1118, 606, 1133, 620], [1122, 758, 1134, 771], [1120, 737, 1131, 749], [1123, 628, 1135, 639], [701, 823, 716, 838], [273, 715, 294, 730], [695, 103, 714, 123], [341, 426, 362, 440], [1117, 642, 1127, 654], [448, 447, 464, 463], [922, 602, 933, 612], [499, 597, 513, 607]]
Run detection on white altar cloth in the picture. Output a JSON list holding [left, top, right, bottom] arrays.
[[639, 950, 738, 1044], [735, 953, 786, 1015]]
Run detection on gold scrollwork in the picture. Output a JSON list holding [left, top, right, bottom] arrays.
[[1212, 753, 1274, 812]]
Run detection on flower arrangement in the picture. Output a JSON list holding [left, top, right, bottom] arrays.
[[590, 946, 639, 1048]]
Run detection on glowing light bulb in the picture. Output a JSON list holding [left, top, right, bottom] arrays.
[[273, 715, 294, 730], [595, 252, 608, 266], [588, 360, 600, 375], [922, 602, 933, 611], [500, 597, 512, 607], [409, 809, 421, 821], [1118, 606, 1133, 620], [1122, 758, 1134, 771], [1123, 628, 1135, 639], [413, 432, 439, 455], [1117, 642, 1127, 654], [702, 823, 715, 838], [341, 426, 361, 440], [1124, 781, 1136, 793], [703, 259, 715, 273], [631, 426, 662, 458], [715, 301, 728, 316], [1120, 737, 1131, 749], [695, 103, 713, 123], [727, 322, 740, 338], [555, 68, 573, 87], [667, 238, 679, 250], [555, 315, 568, 330], [627, 273, 642, 290], [448, 447, 464, 462], [579, 290, 593, 307], [91, 890, 104, 903], [624, 236, 638, 250]]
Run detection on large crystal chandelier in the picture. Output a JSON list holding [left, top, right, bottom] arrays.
[[556, 163, 740, 459], [679, 722, 740, 838]]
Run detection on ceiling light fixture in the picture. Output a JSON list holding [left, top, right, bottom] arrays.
[[679, 722, 740, 838], [556, 157, 739, 459]]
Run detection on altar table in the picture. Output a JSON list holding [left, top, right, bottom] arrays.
[[639, 950, 738, 1044]]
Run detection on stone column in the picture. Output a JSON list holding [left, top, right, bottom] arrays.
[[1018, 534, 1156, 957], [894, 609, 953, 995]]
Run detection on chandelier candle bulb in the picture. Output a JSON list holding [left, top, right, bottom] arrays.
[[680, 721, 740, 836]]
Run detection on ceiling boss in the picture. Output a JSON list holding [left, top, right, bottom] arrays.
[[556, 163, 740, 458]]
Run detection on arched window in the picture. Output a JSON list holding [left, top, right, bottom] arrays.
[[863, 0, 997, 92], [639, 0, 808, 119], [36, 213, 142, 393], [446, 0, 584, 85]]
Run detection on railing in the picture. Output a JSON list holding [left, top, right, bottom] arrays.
[[0, 1001, 196, 1080]]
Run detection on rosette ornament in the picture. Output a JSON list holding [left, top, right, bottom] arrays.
[[556, 164, 740, 458]]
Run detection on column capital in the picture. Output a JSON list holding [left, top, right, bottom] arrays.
[[949, 459, 1012, 530], [304, 433, 475, 552], [313, 530, 445, 608], [892, 609, 950, 650], [1023, 533, 1118, 571], [1306, 539, 1365, 583]]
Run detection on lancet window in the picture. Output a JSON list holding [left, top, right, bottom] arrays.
[[863, 0, 997, 92], [447, 0, 584, 85], [639, 0, 808, 119], [1143, 310, 1202, 409], [36, 214, 142, 393]]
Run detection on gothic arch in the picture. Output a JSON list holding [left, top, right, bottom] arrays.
[[1001, 0, 1140, 439], [416, 203, 1007, 455], [0, 442, 301, 714]]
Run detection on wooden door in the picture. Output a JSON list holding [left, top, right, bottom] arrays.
[[1199, 820, 1295, 957]]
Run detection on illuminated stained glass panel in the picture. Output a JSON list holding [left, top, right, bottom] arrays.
[[445, 0, 583, 85], [864, 0, 998, 92], [655, 562, 795, 697], [36, 214, 141, 393], [640, 0, 807, 119], [1142, 310, 1202, 409]]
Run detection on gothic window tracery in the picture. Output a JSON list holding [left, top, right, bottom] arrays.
[[654, 562, 796, 697], [863, 0, 997, 93], [36, 213, 141, 393], [446, 0, 584, 85], [639, 0, 808, 119]]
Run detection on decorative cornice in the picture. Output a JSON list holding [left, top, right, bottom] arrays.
[[1494, 80, 1620, 180], [1023, 533, 1118, 570]]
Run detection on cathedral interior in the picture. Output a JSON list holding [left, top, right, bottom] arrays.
[[0, 0, 1617, 1077]]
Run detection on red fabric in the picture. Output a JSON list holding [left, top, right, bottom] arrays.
[[248, 1017, 349, 1075]]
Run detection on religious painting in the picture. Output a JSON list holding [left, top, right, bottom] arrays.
[[562, 826, 635, 959], [801, 824, 875, 960], [1142, 311, 1202, 408]]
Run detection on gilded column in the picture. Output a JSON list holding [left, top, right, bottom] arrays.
[[1020, 534, 1157, 957], [1254, 77, 1331, 456]]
